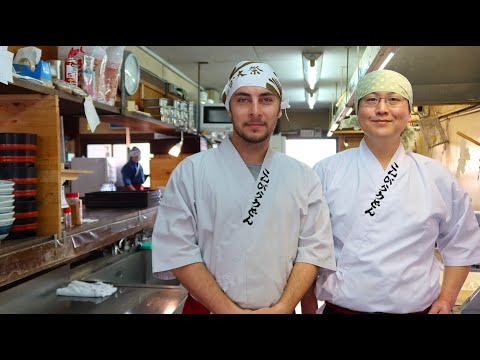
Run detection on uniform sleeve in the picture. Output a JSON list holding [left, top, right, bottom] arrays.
[[437, 175, 480, 266], [296, 169, 337, 272], [152, 160, 203, 279], [312, 161, 327, 194]]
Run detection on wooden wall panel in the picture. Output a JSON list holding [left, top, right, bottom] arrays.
[[150, 153, 191, 188], [0, 94, 61, 237]]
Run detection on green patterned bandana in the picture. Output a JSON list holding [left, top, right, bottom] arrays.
[[342, 69, 416, 152], [355, 69, 413, 111]]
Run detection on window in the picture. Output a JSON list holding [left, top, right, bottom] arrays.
[[285, 139, 337, 168], [86, 144, 112, 158]]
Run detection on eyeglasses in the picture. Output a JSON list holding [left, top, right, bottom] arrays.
[[360, 96, 406, 108]]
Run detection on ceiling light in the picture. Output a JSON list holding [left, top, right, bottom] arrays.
[[378, 51, 396, 70], [335, 91, 346, 109], [345, 107, 353, 117], [168, 131, 184, 157], [302, 52, 323, 90], [305, 88, 319, 110]]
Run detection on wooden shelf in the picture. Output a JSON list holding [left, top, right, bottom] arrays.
[[100, 111, 178, 133], [0, 77, 180, 134], [0, 78, 118, 116], [61, 169, 94, 183], [457, 131, 480, 147], [333, 130, 364, 135]]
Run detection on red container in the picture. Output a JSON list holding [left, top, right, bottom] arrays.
[[64, 58, 78, 86]]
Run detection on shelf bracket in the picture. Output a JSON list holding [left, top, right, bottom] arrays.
[[53, 232, 66, 247]]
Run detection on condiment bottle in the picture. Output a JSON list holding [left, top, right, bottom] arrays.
[[66, 192, 82, 226], [64, 48, 78, 86], [63, 207, 72, 229]]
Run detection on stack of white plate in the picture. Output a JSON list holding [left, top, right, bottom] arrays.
[[0, 180, 15, 242]]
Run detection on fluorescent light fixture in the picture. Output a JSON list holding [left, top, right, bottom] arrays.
[[303, 52, 323, 90], [305, 89, 319, 110], [168, 131, 184, 157], [345, 107, 353, 117], [307, 94, 315, 109], [378, 52, 396, 70], [336, 91, 346, 109], [327, 130, 333, 137]]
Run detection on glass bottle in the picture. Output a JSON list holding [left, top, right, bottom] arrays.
[[63, 207, 72, 229]]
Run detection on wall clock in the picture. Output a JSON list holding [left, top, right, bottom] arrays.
[[122, 51, 140, 96]]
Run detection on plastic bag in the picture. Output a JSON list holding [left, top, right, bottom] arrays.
[[58, 46, 107, 103], [104, 46, 125, 106]]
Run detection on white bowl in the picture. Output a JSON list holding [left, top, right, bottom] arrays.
[[0, 180, 15, 189], [0, 233, 9, 241], [0, 188, 14, 195], [0, 218, 14, 226], [0, 199, 14, 207], [0, 194, 14, 201], [0, 211, 14, 220], [0, 205, 14, 214]]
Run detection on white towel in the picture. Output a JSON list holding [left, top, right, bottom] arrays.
[[56, 280, 117, 298]]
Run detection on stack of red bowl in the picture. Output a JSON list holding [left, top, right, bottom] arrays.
[[0, 133, 38, 239]]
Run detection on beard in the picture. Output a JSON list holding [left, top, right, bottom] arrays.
[[232, 120, 274, 144]]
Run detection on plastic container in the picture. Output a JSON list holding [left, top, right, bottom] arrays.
[[63, 207, 72, 228], [66, 192, 82, 226], [139, 241, 152, 250]]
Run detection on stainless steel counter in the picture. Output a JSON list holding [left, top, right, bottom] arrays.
[[459, 285, 480, 314], [0, 204, 161, 288], [0, 254, 187, 314]]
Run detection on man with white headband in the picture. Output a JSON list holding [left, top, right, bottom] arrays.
[[152, 61, 336, 313], [302, 69, 480, 314], [121, 146, 147, 191]]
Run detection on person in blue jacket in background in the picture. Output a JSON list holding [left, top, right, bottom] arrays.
[[121, 147, 148, 191]]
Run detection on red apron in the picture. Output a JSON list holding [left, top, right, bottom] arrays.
[[182, 294, 296, 314], [182, 294, 210, 314]]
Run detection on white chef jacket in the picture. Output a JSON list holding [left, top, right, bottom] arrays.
[[313, 139, 480, 313], [152, 135, 336, 310]]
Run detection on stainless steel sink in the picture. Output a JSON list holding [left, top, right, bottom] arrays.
[[0, 249, 186, 314], [82, 250, 180, 286]]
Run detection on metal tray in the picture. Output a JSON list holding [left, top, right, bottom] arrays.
[[84, 190, 161, 209]]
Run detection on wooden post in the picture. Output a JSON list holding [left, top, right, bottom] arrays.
[[126, 127, 131, 149]]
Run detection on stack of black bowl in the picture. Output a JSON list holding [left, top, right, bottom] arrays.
[[0, 133, 38, 239]]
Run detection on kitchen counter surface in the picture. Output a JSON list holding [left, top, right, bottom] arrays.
[[0, 264, 187, 314], [0, 204, 160, 288], [457, 271, 480, 314]]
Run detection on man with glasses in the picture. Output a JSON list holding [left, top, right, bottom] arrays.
[[302, 69, 480, 314]]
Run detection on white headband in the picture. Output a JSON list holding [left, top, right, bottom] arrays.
[[222, 61, 290, 111], [129, 148, 141, 157]]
